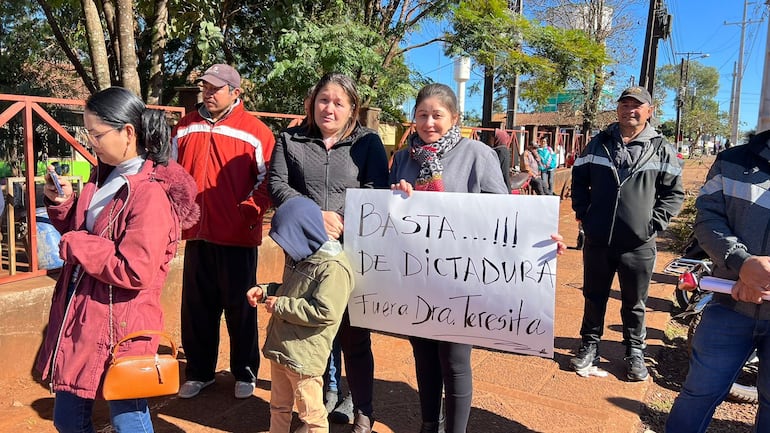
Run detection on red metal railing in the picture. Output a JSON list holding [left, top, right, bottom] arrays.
[[0, 94, 185, 284], [0, 94, 315, 285], [0, 92, 581, 284]]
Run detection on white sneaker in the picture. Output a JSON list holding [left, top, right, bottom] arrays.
[[234, 380, 255, 399], [178, 379, 215, 398]]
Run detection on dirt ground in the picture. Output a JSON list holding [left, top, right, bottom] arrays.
[[637, 155, 759, 433], [638, 318, 759, 433]]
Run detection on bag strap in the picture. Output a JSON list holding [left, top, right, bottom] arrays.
[[110, 330, 177, 360]]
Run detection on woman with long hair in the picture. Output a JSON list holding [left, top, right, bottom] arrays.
[[390, 83, 566, 433], [35, 87, 199, 433]]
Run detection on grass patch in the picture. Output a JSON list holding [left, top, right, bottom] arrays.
[[664, 196, 697, 253]]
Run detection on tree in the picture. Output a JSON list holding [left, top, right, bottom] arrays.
[[35, 0, 147, 96], [81, 0, 110, 90], [447, 0, 608, 129], [115, 0, 141, 93], [250, 1, 455, 120], [1, 0, 56, 95], [26, 0, 458, 118], [656, 60, 727, 143], [525, 0, 644, 135]]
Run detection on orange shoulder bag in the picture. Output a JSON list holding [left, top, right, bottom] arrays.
[[102, 329, 180, 400]]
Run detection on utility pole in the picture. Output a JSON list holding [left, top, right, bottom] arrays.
[[674, 58, 685, 146], [638, 0, 671, 96], [482, 66, 494, 137], [729, 61, 737, 144], [727, 0, 751, 145], [674, 52, 709, 147], [505, 0, 523, 130], [757, 0, 770, 132]]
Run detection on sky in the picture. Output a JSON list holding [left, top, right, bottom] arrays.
[[402, 1, 770, 134]]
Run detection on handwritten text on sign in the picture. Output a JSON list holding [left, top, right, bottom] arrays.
[[343, 189, 559, 358]]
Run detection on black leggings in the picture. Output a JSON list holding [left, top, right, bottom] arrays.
[[339, 311, 375, 416], [410, 337, 473, 433]]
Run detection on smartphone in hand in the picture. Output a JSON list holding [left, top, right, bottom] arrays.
[[47, 165, 64, 197]]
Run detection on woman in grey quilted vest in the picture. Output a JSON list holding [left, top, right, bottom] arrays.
[[268, 72, 389, 433]]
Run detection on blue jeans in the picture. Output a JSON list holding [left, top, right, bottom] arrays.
[[665, 302, 770, 432], [53, 391, 154, 433], [324, 336, 342, 394], [540, 169, 554, 195]]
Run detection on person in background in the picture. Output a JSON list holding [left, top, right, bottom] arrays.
[[268, 72, 389, 433], [35, 87, 199, 433], [555, 142, 565, 168], [665, 130, 770, 432], [390, 83, 567, 433], [492, 128, 513, 192], [173, 63, 276, 400], [536, 137, 556, 195], [523, 141, 546, 195], [247, 196, 354, 433], [570, 86, 684, 381]]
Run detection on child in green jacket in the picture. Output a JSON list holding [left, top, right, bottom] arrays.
[[247, 196, 354, 433]]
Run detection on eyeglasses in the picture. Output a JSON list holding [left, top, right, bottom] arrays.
[[86, 128, 117, 143]]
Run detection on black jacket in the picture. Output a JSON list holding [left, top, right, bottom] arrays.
[[694, 130, 770, 319], [268, 123, 389, 215], [571, 123, 684, 249]]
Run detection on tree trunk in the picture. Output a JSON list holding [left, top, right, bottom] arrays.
[[581, 65, 605, 139], [116, 0, 140, 94], [82, 0, 110, 90], [147, 0, 168, 104], [35, 0, 97, 94], [101, 0, 121, 84]]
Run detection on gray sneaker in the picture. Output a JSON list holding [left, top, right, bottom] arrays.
[[570, 343, 599, 371], [178, 379, 215, 398], [234, 380, 255, 399], [625, 350, 649, 381], [324, 390, 340, 414], [329, 393, 354, 424]]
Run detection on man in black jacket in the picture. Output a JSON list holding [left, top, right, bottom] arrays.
[[569, 86, 684, 381]]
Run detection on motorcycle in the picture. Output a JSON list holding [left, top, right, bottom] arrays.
[[663, 255, 759, 404]]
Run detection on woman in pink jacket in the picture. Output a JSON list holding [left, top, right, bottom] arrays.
[[35, 87, 199, 433]]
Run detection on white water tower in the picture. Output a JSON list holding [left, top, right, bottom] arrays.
[[453, 57, 471, 122]]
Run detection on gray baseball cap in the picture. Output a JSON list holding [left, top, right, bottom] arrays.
[[197, 64, 241, 88]]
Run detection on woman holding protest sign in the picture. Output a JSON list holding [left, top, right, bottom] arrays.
[[390, 83, 566, 433], [268, 72, 389, 433]]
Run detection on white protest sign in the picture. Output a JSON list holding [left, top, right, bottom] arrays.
[[343, 189, 560, 358]]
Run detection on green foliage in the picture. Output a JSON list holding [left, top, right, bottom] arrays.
[[257, 6, 413, 122], [447, 0, 609, 107], [656, 61, 727, 141], [262, 16, 381, 111], [659, 119, 676, 140], [0, 0, 75, 95]]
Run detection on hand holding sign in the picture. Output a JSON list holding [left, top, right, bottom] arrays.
[[344, 189, 560, 358]]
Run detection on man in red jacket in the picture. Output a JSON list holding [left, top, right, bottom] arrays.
[[172, 64, 275, 399]]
